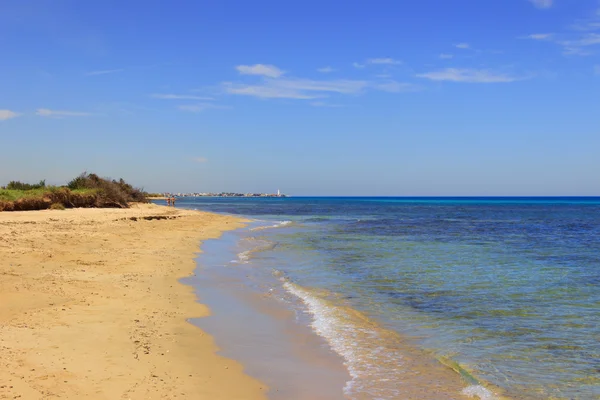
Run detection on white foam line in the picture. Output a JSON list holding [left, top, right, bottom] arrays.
[[462, 385, 499, 400], [284, 281, 498, 400], [283, 281, 400, 398], [236, 250, 251, 263], [250, 220, 292, 231]]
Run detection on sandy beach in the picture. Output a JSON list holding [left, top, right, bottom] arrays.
[[0, 204, 267, 400]]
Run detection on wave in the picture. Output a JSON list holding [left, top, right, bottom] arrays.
[[250, 220, 293, 231], [282, 279, 500, 400], [462, 385, 498, 400], [234, 238, 277, 264]]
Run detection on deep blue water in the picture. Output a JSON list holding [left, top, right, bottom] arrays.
[[175, 197, 600, 399]]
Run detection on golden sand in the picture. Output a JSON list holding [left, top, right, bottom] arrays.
[[0, 204, 267, 400]]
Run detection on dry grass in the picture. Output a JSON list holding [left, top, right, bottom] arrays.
[[0, 173, 148, 212], [0, 187, 99, 212]]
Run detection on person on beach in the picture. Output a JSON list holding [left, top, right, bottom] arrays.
[[166, 197, 171, 206], [172, 197, 176, 207]]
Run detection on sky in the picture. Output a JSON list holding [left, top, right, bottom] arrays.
[[1, 0, 599, 196]]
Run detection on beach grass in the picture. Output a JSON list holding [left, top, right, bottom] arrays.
[[0, 173, 148, 211], [0, 187, 96, 202]]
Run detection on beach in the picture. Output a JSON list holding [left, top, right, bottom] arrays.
[[0, 204, 266, 400]]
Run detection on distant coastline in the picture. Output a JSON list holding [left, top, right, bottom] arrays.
[[161, 192, 288, 198]]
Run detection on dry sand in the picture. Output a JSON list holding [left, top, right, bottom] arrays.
[[0, 204, 267, 400]]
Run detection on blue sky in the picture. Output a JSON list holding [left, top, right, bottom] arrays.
[[1, 0, 599, 195]]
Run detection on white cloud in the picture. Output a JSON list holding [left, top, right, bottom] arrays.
[[455, 43, 470, 49], [317, 66, 336, 73], [236, 64, 284, 78], [528, 0, 553, 9], [193, 157, 208, 163], [309, 101, 344, 108], [559, 33, 600, 55], [224, 83, 319, 99], [178, 103, 229, 113], [0, 110, 20, 121], [224, 78, 368, 99], [416, 68, 520, 83], [562, 47, 593, 56], [151, 94, 214, 100], [569, 7, 600, 31], [36, 108, 92, 117], [276, 78, 367, 94], [526, 33, 553, 40], [561, 33, 600, 46], [85, 69, 124, 76], [366, 58, 402, 65], [352, 62, 365, 69], [371, 80, 419, 93], [439, 53, 454, 59]]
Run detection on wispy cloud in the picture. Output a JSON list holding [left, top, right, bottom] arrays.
[[193, 157, 208, 163], [416, 68, 521, 83], [560, 33, 600, 47], [559, 33, 600, 55], [353, 58, 402, 68], [455, 43, 471, 49], [310, 101, 345, 108], [236, 64, 284, 78], [224, 83, 319, 99], [371, 80, 420, 93], [178, 103, 229, 113], [224, 78, 368, 99], [525, 33, 553, 40], [317, 66, 336, 73], [85, 69, 124, 76], [366, 58, 402, 65], [0, 110, 20, 121], [151, 93, 214, 100], [439, 53, 454, 59], [36, 108, 92, 117], [528, 0, 553, 9], [570, 9, 600, 31]]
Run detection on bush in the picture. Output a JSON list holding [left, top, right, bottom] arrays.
[[67, 172, 147, 207], [6, 180, 46, 190], [0, 173, 147, 212]]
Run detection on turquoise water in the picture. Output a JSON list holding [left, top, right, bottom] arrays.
[[179, 197, 600, 399]]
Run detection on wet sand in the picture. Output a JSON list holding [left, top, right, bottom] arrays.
[[186, 230, 351, 400], [0, 204, 266, 400], [187, 223, 502, 400]]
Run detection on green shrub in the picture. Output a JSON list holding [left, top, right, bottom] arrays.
[[6, 180, 46, 190], [0, 173, 147, 212], [67, 172, 147, 206]]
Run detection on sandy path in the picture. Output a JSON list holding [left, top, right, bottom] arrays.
[[0, 204, 267, 400]]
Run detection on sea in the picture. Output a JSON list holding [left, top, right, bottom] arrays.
[[173, 197, 600, 400]]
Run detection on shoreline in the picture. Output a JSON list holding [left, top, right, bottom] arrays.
[[188, 216, 507, 400], [0, 204, 267, 399], [187, 225, 351, 399]]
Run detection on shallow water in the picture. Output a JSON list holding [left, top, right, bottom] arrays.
[[178, 197, 600, 399]]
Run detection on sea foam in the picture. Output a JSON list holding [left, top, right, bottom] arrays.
[[250, 220, 293, 231]]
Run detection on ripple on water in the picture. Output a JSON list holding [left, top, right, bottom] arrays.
[[283, 280, 500, 400]]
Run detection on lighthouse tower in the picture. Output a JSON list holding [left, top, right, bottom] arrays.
[[277, 189, 281, 196]]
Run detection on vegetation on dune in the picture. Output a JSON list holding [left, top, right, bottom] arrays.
[[6, 179, 47, 190], [0, 173, 148, 212]]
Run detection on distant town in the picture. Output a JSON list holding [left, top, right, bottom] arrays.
[[161, 190, 288, 198]]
